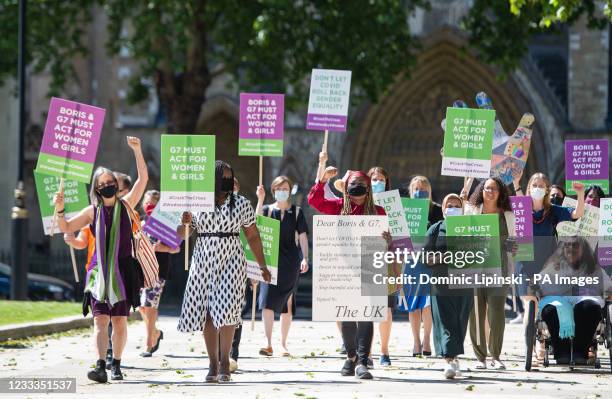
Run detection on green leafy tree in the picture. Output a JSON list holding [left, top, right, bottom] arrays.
[[0, 0, 428, 133], [463, 0, 611, 73]]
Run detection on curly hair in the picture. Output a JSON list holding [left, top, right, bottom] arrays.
[[468, 177, 511, 212]]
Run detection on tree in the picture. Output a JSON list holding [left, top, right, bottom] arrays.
[[463, 0, 611, 74], [0, 0, 428, 133]]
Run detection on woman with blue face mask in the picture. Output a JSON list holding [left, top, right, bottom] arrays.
[[409, 176, 444, 226], [426, 193, 473, 379], [514, 172, 585, 364], [255, 176, 310, 358]]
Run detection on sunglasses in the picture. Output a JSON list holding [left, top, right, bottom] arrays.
[[98, 181, 116, 189]]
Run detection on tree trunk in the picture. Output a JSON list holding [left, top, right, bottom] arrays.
[[155, 1, 211, 134]]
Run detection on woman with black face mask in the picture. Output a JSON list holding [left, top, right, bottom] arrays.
[[549, 185, 566, 206], [53, 137, 149, 383], [308, 151, 390, 380], [177, 160, 271, 383]]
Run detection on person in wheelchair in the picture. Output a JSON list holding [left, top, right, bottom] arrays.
[[537, 237, 612, 364]]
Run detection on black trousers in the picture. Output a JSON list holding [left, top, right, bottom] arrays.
[[541, 300, 601, 361], [341, 321, 373, 366]]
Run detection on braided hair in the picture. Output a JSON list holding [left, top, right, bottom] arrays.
[[215, 160, 236, 215], [340, 171, 377, 215]]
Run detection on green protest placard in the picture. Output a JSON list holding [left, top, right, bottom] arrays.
[[445, 214, 501, 272], [401, 198, 430, 246], [159, 134, 215, 212], [442, 107, 495, 178], [240, 215, 280, 284], [34, 170, 89, 235]]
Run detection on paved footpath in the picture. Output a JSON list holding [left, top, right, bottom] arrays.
[[0, 316, 610, 398]]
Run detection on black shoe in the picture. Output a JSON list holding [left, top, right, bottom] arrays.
[[150, 330, 164, 354], [87, 359, 108, 383], [355, 364, 373, 380], [105, 349, 113, 370], [341, 358, 356, 376], [110, 358, 123, 380]]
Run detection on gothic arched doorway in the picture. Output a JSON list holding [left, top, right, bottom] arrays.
[[348, 31, 532, 201]]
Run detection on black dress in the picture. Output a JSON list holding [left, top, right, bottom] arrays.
[[258, 204, 309, 314]]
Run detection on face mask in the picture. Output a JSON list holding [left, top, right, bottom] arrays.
[[444, 207, 462, 217], [274, 190, 290, 202], [216, 177, 234, 193], [347, 184, 367, 197], [98, 185, 118, 199], [530, 187, 546, 201], [371, 181, 386, 194], [144, 203, 156, 216], [412, 190, 428, 199], [550, 195, 563, 206]]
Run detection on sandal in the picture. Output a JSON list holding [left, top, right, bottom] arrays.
[[475, 361, 487, 369], [205, 374, 218, 383], [532, 348, 545, 366], [259, 346, 273, 356], [218, 374, 231, 383]]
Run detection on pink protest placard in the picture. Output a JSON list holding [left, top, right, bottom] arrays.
[[36, 97, 105, 183]]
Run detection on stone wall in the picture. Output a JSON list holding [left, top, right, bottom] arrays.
[[568, 14, 610, 130]]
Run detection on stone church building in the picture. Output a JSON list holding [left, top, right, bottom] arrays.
[[0, 1, 610, 295]]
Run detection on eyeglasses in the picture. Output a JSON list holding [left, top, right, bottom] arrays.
[[564, 242, 581, 249], [483, 187, 499, 193], [98, 181, 116, 189]]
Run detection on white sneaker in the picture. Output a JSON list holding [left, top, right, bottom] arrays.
[[509, 313, 523, 324], [443, 363, 456, 379], [229, 358, 238, 373], [452, 359, 462, 377], [491, 359, 506, 370], [475, 361, 487, 369]]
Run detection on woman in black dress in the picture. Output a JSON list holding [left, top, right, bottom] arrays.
[[256, 175, 309, 357]]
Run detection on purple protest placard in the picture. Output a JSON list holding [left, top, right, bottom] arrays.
[[565, 139, 609, 195], [142, 208, 182, 249], [510, 196, 534, 261], [36, 97, 105, 183], [238, 93, 284, 157]]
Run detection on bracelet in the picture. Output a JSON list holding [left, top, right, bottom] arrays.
[[56, 209, 65, 214]]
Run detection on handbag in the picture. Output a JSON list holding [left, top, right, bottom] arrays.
[[122, 199, 159, 288]]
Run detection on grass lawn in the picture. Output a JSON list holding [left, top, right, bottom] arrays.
[[0, 300, 81, 326]]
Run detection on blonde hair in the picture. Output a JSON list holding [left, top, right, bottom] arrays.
[[526, 172, 552, 210], [143, 189, 160, 206], [442, 193, 463, 210], [409, 175, 432, 201], [270, 175, 293, 195]]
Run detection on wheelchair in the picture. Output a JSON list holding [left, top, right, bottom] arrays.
[[524, 292, 612, 373]]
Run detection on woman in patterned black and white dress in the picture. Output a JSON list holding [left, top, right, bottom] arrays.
[[177, 161, 271, 383]]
